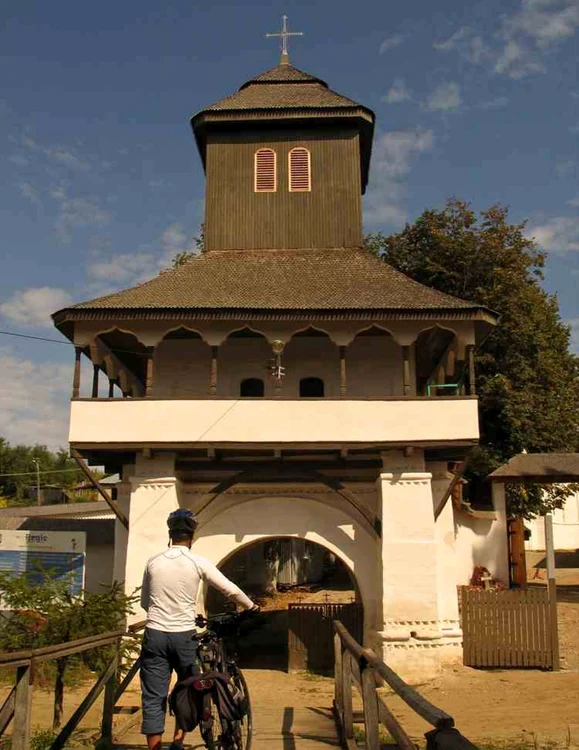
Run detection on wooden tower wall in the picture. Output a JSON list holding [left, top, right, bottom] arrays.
[[204, 127, 363, 250]]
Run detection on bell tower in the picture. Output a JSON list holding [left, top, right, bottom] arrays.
[[191, 25, 374, 252]]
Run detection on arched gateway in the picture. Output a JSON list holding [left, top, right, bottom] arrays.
[[54, 47, 506, 681]]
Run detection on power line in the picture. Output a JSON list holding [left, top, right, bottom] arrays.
[[0, 329, 150, 358], [0, 468, 83, 478]]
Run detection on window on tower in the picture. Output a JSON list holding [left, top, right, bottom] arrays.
[[254, 148, 277, 192], [289, 147, 311, 192]]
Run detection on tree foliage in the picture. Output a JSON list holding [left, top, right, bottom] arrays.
[[0, 572, 138, 728], [0, 438, 81, 505], [172, 224, 205, 268], [366, 199, 579, 518]]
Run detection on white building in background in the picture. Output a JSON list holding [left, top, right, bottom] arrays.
[[52, 51, 507, 680], [526, 490, 579, 551]]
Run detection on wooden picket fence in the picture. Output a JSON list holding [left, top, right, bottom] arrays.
[[461, 586, 558, 669], [288, 602, 363, 673]]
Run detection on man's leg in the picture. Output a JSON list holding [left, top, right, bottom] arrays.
[[140, 629, 171, 750], [169, 631, 200, 747]]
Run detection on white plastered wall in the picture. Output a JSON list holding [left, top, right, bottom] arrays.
[[525, 489, 579, 550], [191, 493, 379, 644], [453, 484, 509, 586]]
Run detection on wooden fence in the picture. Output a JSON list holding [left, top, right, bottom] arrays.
[[288, 602, 363, 673], [0, 621, 144, 750], [461, 586, 558, 669], [333, 621, 476, 750]]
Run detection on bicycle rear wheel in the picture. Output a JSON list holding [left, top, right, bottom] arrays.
[[200, 691, 225, 750], [229, 666, 252, 750]]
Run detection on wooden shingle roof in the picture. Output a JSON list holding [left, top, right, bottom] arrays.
[[488, 454, 579, 483], [54, 248, 497, 323]]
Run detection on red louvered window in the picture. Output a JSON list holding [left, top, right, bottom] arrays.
[[289, 147, 311, 192], [254, 148, 276, 192]]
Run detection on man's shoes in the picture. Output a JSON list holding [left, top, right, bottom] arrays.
[[168, 742, 184, 750]]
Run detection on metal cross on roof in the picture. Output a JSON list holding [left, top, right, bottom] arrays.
[[266, 15, 303, 64]]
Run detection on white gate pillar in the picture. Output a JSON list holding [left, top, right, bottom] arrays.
[[375, 451, 448, 681], [120, 452, 181, 622]]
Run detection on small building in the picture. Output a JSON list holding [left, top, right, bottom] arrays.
[[0, 502, 115, 594], [51, 48, 507, 679]]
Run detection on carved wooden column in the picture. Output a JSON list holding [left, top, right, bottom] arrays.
[[466, 345, 476, 395], [402, 345, 411, 396], [91, 364, 100, 399], [339, 346, 347, 398], [72, 346, 82, 399], [108, 379, 115, 398], [210, 346, 219, 397], [145, 347, 155, 397]]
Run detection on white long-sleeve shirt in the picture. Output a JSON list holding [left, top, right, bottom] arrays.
[[140, 546, 254, 632]]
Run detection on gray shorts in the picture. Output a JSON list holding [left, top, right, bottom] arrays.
[[140, 627, 200, 735]]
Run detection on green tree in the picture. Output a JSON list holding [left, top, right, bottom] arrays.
[[171, 224, 205, 268], [366, 199, 579, 518], [0, 439, 81, 505], [0, 572, 138, 729]]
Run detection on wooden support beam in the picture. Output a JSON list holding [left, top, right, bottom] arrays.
[[210, 346, 218, 397], [94, 339, 143, 397], [91, 364, 99, 399], [339, 345, 347, 398], [434, 453, 472, 521], [466, 345, 476, 396], [108, 379, 115, 398], [72, 346, 82, 399], [402, 345, 411, 396], [145, 347, 155, 397], [71, 450, 129, 529]]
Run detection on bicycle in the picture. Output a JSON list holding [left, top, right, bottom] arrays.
[[194, 611, 253, 750]]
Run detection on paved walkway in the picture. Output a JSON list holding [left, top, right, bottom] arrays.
[[115, 669, 341, 749]]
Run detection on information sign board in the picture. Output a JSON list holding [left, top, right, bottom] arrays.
[[0, 530, 86, 595]]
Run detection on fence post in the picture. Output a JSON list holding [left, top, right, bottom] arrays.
[[334, 632, 343, 718], [545, 513, 560, 671], [100, 645, 119, 744], [12, 663, 33, 750], [342, 652, 354, 741], [361, 664, 379, 750]]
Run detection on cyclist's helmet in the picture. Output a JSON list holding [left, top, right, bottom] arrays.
[[167, 508, 198, 536]]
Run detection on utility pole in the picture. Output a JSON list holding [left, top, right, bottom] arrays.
[[32, 459, 41, 506]]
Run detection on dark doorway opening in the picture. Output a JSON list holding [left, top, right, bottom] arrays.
[[239, 378, 265, 397], [299, 377, 325, 398], [205, 538, 360, 672]]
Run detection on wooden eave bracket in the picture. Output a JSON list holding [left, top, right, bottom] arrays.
[[71, 449, 129, 529]]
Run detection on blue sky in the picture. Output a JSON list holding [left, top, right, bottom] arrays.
[[0, 0, 578, 448]]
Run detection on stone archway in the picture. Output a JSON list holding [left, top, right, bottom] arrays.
[[191, 494, 378, 645]]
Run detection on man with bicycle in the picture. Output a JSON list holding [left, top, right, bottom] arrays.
[[140, 508, 258, 750]]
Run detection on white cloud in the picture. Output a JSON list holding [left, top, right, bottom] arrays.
[[382, 79, 411, 104], [19, 181, 42, 205], [433, 26, 471, 51], [364, 128, 435, 227], [20, 133, 91, 172], [569, 318, 579, 353], [478, 96, 510, 109], [495, 0, 579, 78], [87, 222, 195, 293], [49, 183, 110, 241], [567, 195, 579, 207], [0, 347, 72, 449], [433, 1, 579, 78], [379, 34, 405, 53], [528, 216, 579, 252], [423, 81, 462, 112], [0, 287, 73, 328]]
